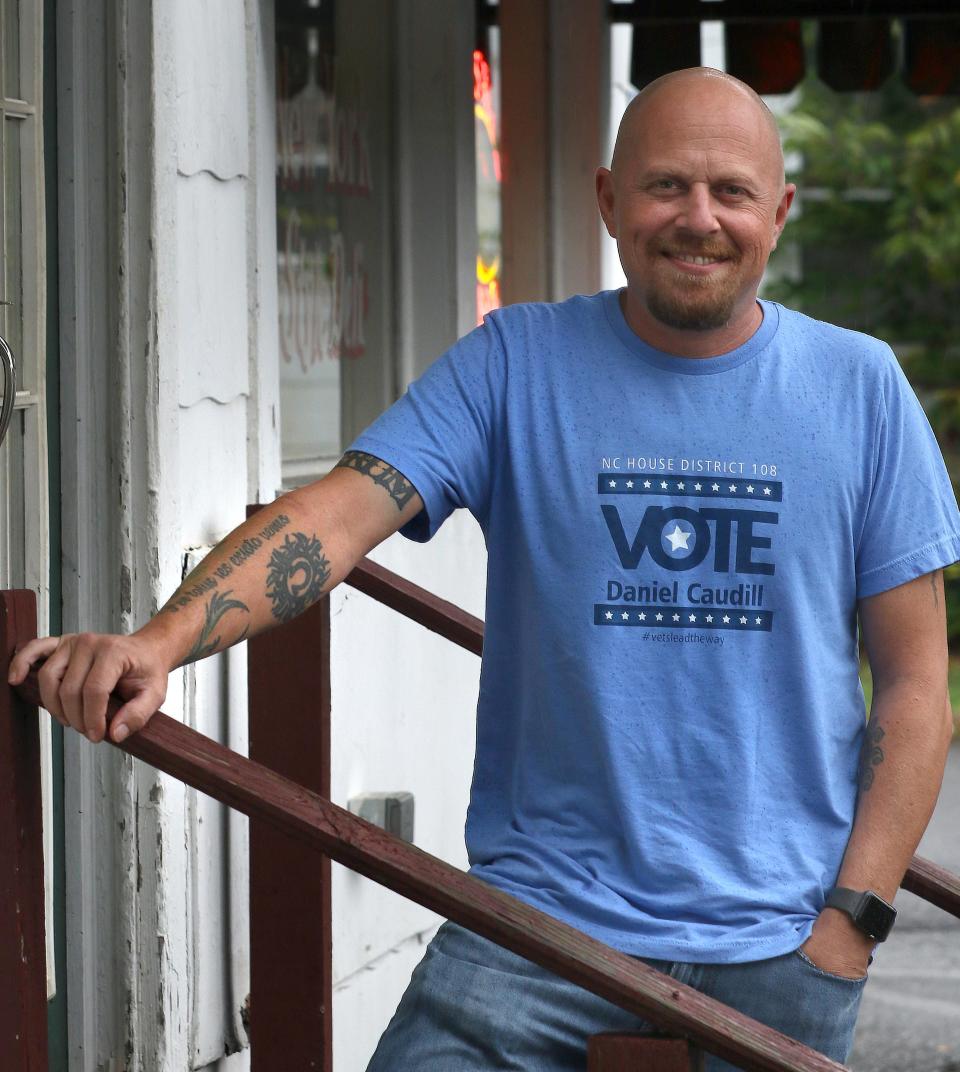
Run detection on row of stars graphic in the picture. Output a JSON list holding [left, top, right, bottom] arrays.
[[604, 609, 765, 625], [606, 478, 775, 495]]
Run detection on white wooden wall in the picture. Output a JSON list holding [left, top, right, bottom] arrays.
[[331, 513, 486, 1072], [57, 0, 481, 1068]]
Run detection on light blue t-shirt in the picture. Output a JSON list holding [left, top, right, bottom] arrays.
[[349, 291, 960, 963]]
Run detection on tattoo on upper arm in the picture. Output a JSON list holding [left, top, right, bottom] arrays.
[[336, 451, 417, 511], [858, 721, 886, 792], [931, 572, 940, 610], [184, 589, 250, 665], [266, 532, 332, 623]]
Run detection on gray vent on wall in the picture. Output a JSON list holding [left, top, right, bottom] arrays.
[[348, 792, 415, 843]]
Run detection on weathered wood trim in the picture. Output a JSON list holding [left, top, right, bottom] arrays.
[[344, 557, 484, 656], [588, 1034, 701, 1071], [547, 0, 606, 302], [247, 502, 332, 1072], [15, 667, 851, 1072], [500, 0, 551, 305], [0, 591, 48, 1071], [500, 0, 606, 305], [56, 0, 148, 1062]]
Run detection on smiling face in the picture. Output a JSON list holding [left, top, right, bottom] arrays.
[[597, 70, 795, 356]]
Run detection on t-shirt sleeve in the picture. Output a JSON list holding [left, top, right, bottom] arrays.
[[855, 354, 960, 599], [345, 317, 506, 542]]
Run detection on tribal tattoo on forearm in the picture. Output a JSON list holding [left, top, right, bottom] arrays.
[[265, 532, 332, 623], [183, 589, 250, 665], [858, 720, 886, 792], [335, 451, 417, 511], [160, 513, 292, 616]]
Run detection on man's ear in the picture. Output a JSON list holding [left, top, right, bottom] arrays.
[[596, 167, 617, 239], [771, 182, 796, 248]]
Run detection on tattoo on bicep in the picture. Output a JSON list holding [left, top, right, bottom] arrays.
[[336, 451, 417, 511], [931, 572, 940, 610], [183, 589, 250, 664], [858, 721, 886, 792], [265, 532, 332, 623]]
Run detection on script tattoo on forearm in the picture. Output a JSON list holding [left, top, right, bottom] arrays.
[[858, 720, 886, 792], [335, 451, 416, 511], [161, 513, 292, 615], [265, 532, 332, 623], [183, 590, 250, 665]]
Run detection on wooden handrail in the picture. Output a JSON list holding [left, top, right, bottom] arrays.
[[14, 667, 844, 1072], [0, 593, 48, 1072], [900, 854, 960, 919], [345, 558, 484, 655], [346, 557, 960, 924]]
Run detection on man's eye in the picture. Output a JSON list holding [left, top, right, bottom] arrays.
[[722, 185, 745, 196], [654, 179, 677, 190]]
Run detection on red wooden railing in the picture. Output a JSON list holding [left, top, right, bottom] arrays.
[[3, 573, 960, 1072], [0, 591, 48, 1072]]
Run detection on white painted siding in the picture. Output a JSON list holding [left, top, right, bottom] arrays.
[[58, 0, 483, 1067], [331, 511, 487, 1072], [155, 0, 259, 1067]]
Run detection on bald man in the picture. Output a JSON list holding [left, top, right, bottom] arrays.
[[12, 69, 960, 1070], [357, 67, 958, 1070]]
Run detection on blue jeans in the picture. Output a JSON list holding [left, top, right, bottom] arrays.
[[367, 922, 866, 1071]]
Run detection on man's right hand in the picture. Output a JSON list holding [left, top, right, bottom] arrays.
[[7, 631, 172, 744]]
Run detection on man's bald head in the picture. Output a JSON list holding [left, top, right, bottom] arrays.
[[596, 65, 796, 351], [611, 68, 785, 187]]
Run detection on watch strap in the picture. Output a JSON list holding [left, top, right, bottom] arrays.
[[825, 886, 863, 918]]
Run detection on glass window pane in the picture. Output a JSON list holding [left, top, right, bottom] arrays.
[[3, 0, 21, 101], [276, 0, 342, 466], [2, 114, 23, 379]]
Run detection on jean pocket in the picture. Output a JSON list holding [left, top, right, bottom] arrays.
[[794, 948, 868, 984]]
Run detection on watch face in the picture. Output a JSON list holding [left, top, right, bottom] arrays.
[[858, 893, 895, 940]]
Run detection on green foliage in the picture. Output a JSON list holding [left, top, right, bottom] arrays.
[[885, 110, 960, 289], [768, 73, 960, 355], [765, 60, 960, 646]]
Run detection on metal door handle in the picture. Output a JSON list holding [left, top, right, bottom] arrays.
[[0, 333, 14, 449]]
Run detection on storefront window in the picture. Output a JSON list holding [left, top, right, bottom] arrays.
[[276, 0, 388, 477], [276, 0, 341, 466]]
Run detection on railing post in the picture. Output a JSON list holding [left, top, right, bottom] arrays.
[[0, 591, 49, 1071], [247, 559, 332, 1072], [588, 1034, 701, 1071]]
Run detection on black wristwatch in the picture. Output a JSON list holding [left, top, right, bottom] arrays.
[[825, 887, 897, 942]]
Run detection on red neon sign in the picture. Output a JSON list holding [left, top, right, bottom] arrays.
[[474, 48, 502, 323]]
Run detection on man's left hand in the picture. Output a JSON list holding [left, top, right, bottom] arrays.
[[800, 907, 874, 980]]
